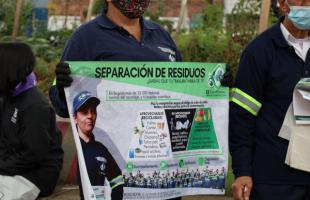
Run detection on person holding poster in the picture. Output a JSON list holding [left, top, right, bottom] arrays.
[[49, 0, 183, 199], [0, 43, 63, 199], [72, 91, 123, 199], [49, 1, 234, 199], [230, 0, 310, 200]]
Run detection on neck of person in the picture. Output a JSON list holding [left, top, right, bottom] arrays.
[[77, 126, 90, 143], [283, 17, 310, 39], [106, 3, 142, 41]]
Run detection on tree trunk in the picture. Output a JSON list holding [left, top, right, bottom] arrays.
[[63, 0, 69, 29], [86, 0, 95, 22], [12, 0, 23, 41], [175, 0, 188, 36], [258, 0, 271, 33]]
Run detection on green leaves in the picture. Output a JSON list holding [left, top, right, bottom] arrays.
[[0, 0, 33, 35]]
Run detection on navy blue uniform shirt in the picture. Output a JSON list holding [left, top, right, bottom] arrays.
[[229, 20, 310, 185], [50, 12, 182, 118], [78, 133, 122, 199]]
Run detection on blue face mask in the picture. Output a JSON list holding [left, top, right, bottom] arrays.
[[287, 3, 310, 30]]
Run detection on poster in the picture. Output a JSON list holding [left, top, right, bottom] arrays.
[[64, 61, 229, 200], [279, 78, 310, 172], [293, 78, 310, 124]]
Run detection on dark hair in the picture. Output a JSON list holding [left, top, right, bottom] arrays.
[[0, 43, 35, 95]]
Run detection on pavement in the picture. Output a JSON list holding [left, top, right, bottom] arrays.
[[39, 184, 233, 200]]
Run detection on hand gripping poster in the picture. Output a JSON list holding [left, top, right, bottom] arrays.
[[64, 62, 229, 200]]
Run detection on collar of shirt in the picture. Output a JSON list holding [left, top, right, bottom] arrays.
[[96, 11, 159, 31], [79, 132, 95, 146], [13, 72, 37, 97], [280, 23, 310, 61]]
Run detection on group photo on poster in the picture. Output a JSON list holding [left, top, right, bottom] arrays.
[[64, 61, 229, 200]]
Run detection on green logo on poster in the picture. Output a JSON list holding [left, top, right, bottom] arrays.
[[160, 161, 168, 170], [178, 159, 185, 168], [197, 157, 205, 166], [208, 64, 225, 89], [74, 66, 96, 77], [126, 162, 134, 172]]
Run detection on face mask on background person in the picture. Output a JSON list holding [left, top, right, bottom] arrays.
[[111, 0, 150, 19], [287, 0, 310, 30]]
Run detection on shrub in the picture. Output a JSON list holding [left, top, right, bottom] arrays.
[[35, 57, 56, 96], [175, 0, 270, 74], [0, 0, 33, 36]]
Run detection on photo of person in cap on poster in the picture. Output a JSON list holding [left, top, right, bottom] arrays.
[[72, 91, 124, 199]]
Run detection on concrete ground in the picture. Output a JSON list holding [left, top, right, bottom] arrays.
[[39, 184, 233, 200]]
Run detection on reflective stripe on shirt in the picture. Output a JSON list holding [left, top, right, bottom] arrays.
[[110, 175, 124, 190], [230, 88, 262, 116]]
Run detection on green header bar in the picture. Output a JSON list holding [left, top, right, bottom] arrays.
[[67, 61, 229, 99]]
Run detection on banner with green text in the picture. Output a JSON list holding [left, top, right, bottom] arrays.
[[64, 61, 229, 200]]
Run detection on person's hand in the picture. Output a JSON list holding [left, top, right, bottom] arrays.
[[221, 68, 234, 87], [232, 176, 253, 200], [55, 62, 73, 101]]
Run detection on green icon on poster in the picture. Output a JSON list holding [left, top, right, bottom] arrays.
[[197, 157, 205, 166], [160, 161, 168, 170], [178, 159, 185, 168], [126, 162, 134, 172]]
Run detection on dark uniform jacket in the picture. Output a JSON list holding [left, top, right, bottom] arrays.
[[229, 20, 310, 185], [0, 87, 63, 196], [78, 133, 122, 199]]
